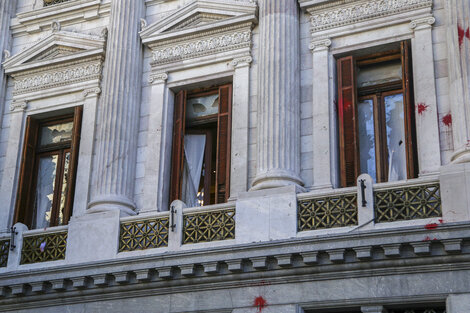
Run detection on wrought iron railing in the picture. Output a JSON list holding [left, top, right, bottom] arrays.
[[0, 239, 9, 267], [119, 216, 169, 252], [183, 208, 235, 244], [43, 0, 72, 6], [374, 183, 441, 223], [298, 193, 358, 231], [21, 231, 67, 264]]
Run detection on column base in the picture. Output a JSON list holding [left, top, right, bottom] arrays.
[[451, 146, 470, 164], [87, 195, 136, 216], [251, 169, 305, 192]]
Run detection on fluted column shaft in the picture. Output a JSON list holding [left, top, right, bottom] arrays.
[[88, 0, 144, 214], [252, 0, 303, 190], [0, 0, 16, 128], [447, 0, 470, 163]]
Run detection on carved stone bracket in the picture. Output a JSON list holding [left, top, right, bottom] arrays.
[[409, 16, 435, 30], [231, 55, 253, 68], [82, 87, 102, 99], [148, 72, 168, 84], [9, 101, 28, 112], [309, 38, 331, 52]]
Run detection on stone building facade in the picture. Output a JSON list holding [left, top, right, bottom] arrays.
[[0, 0, 469, 312]]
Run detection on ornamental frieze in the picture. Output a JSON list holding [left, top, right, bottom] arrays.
[[13, 60, 102, 96], [308, 0, 432, 32], [151, 30, 252, 65]]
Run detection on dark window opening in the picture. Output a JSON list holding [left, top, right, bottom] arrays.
[[14, 106, 82, 229], [169, 84, 232, 207], [336, 41, 418, 187]]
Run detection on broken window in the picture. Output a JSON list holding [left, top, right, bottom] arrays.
[[170, 84, 232, 207], [336, 41, 418, 187], [14, 107, 82, 229]]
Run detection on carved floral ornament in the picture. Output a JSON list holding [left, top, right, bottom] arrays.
[[152, 30, 252, 64], [304, 0, 433, 32]]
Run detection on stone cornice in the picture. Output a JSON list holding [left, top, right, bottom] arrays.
[[0, 223, 469, 307], [11, 0, 108, 35], [301, 0, 432, 32]]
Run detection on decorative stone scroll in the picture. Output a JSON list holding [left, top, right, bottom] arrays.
[[302, 0, 432, 32]]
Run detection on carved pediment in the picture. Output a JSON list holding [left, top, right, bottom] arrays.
[[25, 45, 85, 63], [140, 0, 258, 67], [3, 30, 105, 74], [141, 0, 258, 44], [3, 30, 106, 98]]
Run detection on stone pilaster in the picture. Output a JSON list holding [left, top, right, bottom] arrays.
[[409, 17, 441, 175], [252, 0, 304, 190], [310, 38, 332, 190], [446, 0, 470, 163], [88, 0, 145, 215]]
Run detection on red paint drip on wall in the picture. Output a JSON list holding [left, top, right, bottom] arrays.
[[425, 223, 439, 230], [458, 24, 470, 48], [417, 103, 429, 115], [442, 113, 452, 126], [254, 296, 267, 312]]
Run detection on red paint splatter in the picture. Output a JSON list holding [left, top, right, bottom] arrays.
[[439, 218, 444, 224], [423, 236, 438, 241], [458, 25, 470, 48], [442, 113, 452, 127], [417, 103, 429, 115], [425, 223, 438, 230], [254, 296, 267, 312]]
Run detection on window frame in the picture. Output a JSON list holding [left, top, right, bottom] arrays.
[[336, 41, 418, 187], [14, 106, 82, 229], [169, 84, 232, 206]]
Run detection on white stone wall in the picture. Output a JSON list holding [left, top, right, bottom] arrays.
[[0, 0, 460, 217]]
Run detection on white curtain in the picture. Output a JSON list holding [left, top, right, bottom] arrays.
[[181, 134, 206, 207]]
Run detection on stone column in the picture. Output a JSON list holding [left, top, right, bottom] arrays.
[[0, 0, 17, 234], [230, 56, 252, 199], [252, 0, 304, 190], [310, 38, 333, 190], [0, 0, 16, 129], [410, 17, 442, 176], [88, 0, 145, 215], [446, 0, 470, 163]]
